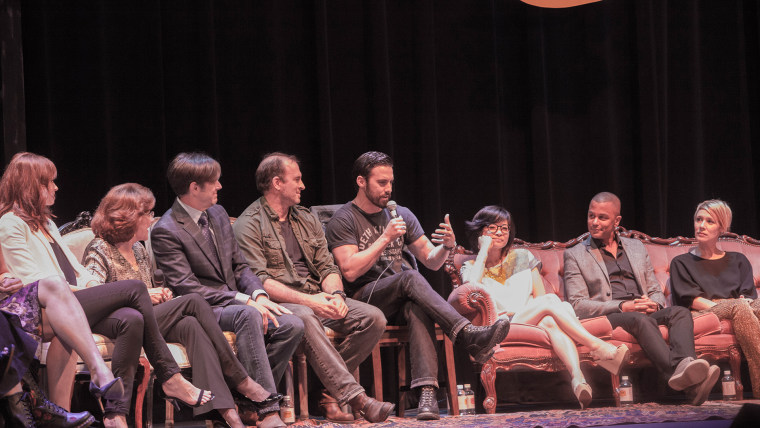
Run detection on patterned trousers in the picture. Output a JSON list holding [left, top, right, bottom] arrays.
[[701, 298, 760, 397]]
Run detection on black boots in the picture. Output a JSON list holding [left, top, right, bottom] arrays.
[[457, 319, 510, 364], [416, 386, 439, 421]]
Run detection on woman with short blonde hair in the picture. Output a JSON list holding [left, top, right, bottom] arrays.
[[671, 199, 760, 398]]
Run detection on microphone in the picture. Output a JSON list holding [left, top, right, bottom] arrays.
[[153, 269, 165, 288], [386, 200, 398, 218]]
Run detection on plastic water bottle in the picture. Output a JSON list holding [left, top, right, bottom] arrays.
[[619, 376, 634, 406], [722, 370, 737, 401], [464, 384, 475, 415], [280, 395, 295, 424], [457, 385, 467, 415]]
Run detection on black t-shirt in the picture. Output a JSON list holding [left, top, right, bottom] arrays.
[[670, 251, 756, 308], [279, 219, 310, 279], [325, 202, 424, 295]]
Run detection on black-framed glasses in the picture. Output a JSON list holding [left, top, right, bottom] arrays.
[[484, 224, 510, 235]]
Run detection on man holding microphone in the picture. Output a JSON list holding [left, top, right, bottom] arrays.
[[326, 151, 510, 420]]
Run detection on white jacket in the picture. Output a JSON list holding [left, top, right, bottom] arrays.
[[0, 212, 98, 287]]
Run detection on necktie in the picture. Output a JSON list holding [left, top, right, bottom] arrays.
[[198, 212, 220, 264]]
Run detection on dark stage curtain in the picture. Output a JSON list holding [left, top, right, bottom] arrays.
[[6, 0, 760, 257]]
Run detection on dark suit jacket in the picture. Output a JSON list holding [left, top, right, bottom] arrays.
[[563, 235, 666, 319], [150, 200, 265, 319]]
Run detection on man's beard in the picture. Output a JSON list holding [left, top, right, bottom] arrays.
[[367, 191, 390, 210]]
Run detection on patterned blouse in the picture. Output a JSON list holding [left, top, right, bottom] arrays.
[[460, 248, 542, 317], [82, 238, 154, 288], [460, 248, 541, 285]]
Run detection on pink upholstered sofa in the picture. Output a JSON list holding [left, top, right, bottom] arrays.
[[445, 228, 760, 413]]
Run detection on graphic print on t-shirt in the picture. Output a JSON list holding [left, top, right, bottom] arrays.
[[358, 224, 405, 269]]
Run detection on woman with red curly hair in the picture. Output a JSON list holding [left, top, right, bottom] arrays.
[[84, 183, 282, 428], [0, 152, 213, 428]]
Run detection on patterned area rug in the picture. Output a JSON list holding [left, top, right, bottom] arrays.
[[289, 401, 743, 427]]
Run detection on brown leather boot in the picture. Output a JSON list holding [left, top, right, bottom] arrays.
[[348, 392, 394, 423], [318, 390, 354, 423]]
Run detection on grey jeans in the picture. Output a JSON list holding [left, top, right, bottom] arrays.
[[283, 298, 386, 405], [354, 270, 469, 389], [217, 302, 305, 415]]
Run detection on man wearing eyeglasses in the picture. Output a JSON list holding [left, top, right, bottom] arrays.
[[563, 192, 719, 405], [325, 151, 510, 420]]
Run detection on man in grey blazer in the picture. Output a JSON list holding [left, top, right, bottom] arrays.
[[563, 192, 719, 405], [151, 152, 304, 426]]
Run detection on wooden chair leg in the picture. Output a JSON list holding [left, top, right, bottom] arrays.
[[133, 357, 151, 428], [371, 346, 383, 402], [296, 350, 309, 420], [165, 399, 175, 428], [397, 345, 407, 417], [611, 372, 621, 407], [443, 335, 459, 416], [728, 345, 745, 397], [144, 373, 155, 428], [480, 361, 497, 414]]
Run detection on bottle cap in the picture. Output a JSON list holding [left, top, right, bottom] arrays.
[[724, 370, 731, 375], [465, 384, 471, 388], [457, 384, 464, 389], [622, 375, 629, 380]]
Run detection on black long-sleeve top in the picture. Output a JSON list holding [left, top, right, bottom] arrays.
[[670, 251, 756, 309]]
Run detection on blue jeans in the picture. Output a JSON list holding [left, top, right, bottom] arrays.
[[217, 302, 304, 415], [283, 298, 386, 405], [355, 270, 469, 389]]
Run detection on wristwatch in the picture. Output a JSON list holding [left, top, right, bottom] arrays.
[[331, 290, 347, 300]]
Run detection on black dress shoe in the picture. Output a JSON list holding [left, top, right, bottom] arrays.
[[233, 391, 283, 412], [458, 319, 510, 364], [416, 386, 440, 421]]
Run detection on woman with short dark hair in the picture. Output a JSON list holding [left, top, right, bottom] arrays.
[[463, 205, 629, 409]]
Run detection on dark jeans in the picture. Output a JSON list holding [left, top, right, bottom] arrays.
[[283, 299, 385, 405], [354, 270, 469, 389], [155, 293, 249, 416], [607, 305, 696, 377], [74, 280, 181, 415], [217, 302, 303, 415]]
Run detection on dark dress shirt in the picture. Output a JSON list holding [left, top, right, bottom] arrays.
[[594, 237, 642, 300]]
